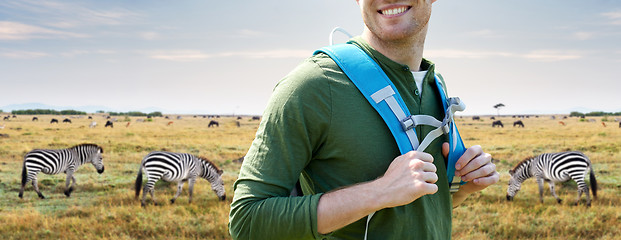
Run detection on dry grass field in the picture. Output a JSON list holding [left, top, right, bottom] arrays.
[[0, 114, 619, 239]]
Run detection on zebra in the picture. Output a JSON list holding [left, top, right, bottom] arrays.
[[135, 151, 226, 206], [19, 143, 105, 199], [506, 151, 598, 206]]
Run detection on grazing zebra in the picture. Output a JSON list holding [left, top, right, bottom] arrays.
[[135, 151, 226, 206], [506, 151, 598, 206], [19, 144, 105, 199]]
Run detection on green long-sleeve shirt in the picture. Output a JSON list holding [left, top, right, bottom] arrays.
[[229, 37, 453, 240]]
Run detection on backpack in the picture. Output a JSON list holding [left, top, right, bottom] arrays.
[[314, 43, 467, 191], [314, 42, 468, 240]]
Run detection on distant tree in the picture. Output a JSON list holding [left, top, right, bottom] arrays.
[[570, 111, 585, 118], [493, 103, 505, 117], [148, 111, 163, 117], [11, 109, 84, 115]]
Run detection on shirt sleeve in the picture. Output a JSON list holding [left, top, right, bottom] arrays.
[[229, 57, 333, 240]]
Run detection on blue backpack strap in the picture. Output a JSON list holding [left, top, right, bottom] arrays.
[[435, 79, 468, 191], [314, 44, 419, 154]]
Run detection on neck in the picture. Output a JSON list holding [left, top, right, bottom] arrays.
[[361, 24, 428, 71]]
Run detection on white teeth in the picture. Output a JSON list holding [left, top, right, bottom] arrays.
[[382, 7, 407, 16]]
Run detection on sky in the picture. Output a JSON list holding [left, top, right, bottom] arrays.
[[1, 0, 620, 115]]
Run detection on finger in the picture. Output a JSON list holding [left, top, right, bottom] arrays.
[[423, 162, 437, 173], [455, 145, 483, 171], [471, 171, 500, 186], [460, 162, 496, 182], [424, 172, 438, 184], [419, 181, 439, 195], [441, 142, 449, 159], [404, 150, 433, 163], [457, 152, 492, 177]]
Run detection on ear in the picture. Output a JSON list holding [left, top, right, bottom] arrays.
[[508, 169, 515, 175], [217, 169, 224, 175]]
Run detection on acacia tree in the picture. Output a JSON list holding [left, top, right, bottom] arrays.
[[493, 103, 505, 117]]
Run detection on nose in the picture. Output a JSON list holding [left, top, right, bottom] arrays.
[[506, 195, 513, 201], [220, 195, 226, 201], [97, 166, 105, 174]]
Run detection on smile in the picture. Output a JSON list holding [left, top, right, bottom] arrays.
[[379, 6, 410, 16]]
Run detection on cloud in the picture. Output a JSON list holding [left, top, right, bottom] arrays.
[[59, 49, 117, 58], [145, 49, 310, 62], [147, 50, 211, 62], [572, 31, 596, 40], [0, 49, 48, 59], [139, 32, 159, 40], [218, 49, 310, 59], [233, 29, 268, 38], [426, 49, 515, 59], [522, 50, 582, 62], [0, 0, 142, 29], [0, 21, 88, 40], [467, 29, 503, 38], [426, 49, 583, 62], [601, 10, 621, 25]]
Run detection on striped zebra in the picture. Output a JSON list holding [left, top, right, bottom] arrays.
[[135, 151, 226, 206], [506, 151, 598, 206], [19, 143, 104, 199]]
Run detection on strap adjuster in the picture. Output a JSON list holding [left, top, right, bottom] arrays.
[[400, 116, 416, 131]]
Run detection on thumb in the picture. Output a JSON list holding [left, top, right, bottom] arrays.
[[442, 142, 449, 159]]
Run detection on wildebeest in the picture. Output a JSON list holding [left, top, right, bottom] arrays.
[[32, 117, 38, 121], [472, 116, 480, 121], [3, 116, 10, 121], [50, 119, 59, 124], [619, 122, 621, 128], [492, 120, 504, 128], [513, 120, 524, 128], [63, 118, 72, 124], [208, 120, 219, 127], [105, 120, 114, 128], [252, 116, 260, 121]]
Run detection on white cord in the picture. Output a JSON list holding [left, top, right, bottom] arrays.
[[329, 27, 353, 45]]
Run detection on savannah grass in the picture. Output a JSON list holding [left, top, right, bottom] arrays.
[[0, 114, 619, 239]]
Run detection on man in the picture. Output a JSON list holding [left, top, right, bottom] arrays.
[[229, 0, 499, 239]]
